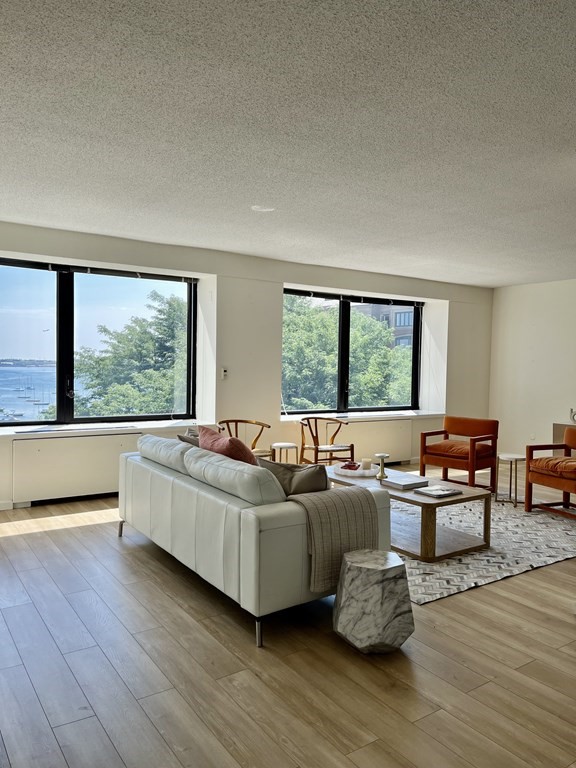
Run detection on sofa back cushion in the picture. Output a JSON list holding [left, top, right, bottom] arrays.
[[183, 446, 285, 505], [137, 434, 192, 474]]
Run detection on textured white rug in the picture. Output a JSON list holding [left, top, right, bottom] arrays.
[[395, 499, 576, 605]]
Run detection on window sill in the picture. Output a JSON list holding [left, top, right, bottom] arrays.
[[0, 418, 197, 438], [280, 410, 444, 423]]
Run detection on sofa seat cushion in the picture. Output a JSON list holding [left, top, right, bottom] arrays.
[[198, 426, 257, 465], [530, 456, 576, 480], [426, 439, 494, 458], [137, 434, 192, 474], [183, 446, 286, 505], [257, 458, 329, 495]]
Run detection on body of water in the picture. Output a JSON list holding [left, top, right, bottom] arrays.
[[0, 365, 57, 422]]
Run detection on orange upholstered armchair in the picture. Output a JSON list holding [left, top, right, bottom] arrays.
[[525, 426, 576, 515], [420, 415, 499, 492]]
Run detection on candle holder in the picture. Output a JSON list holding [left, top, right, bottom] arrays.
[[374, 453, 390, 481]]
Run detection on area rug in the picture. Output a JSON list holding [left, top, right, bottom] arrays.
[[394, 499, 576, 605]]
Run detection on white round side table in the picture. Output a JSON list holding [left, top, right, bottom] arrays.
[[270, 441, 299, 463], [496, 453, 526, 507]]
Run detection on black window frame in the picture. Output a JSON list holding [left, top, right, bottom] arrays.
[[283, 289, 422, 414], [0, 257, 197, 425]]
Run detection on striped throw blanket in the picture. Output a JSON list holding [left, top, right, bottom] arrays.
[[288, 487, 378, 592]]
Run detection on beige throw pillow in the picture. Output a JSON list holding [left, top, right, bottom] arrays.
[[257, 458, 329, 495], [178, 433, 199, 447]]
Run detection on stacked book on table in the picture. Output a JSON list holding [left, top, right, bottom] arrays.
[[414, 484, 463, 498], [378, 472, 463, 497], [378, 473, 428, 490]]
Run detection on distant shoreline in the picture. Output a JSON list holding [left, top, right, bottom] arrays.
[[0, 359, 56, 367]]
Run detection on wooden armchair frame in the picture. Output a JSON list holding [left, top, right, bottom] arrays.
[[299, 417, 354, 465], [525, 426, 576, 515], [420, 415, 499, 492]]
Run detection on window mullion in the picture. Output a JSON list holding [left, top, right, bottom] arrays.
[[56, 271, 75, 422], [337, 300, 350, 411], [187, 281, 197, 417], [410, 304, 422, 409]]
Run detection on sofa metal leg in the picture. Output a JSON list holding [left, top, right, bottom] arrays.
[[255, 618, 263, 647], [118, 520, 125, 537]]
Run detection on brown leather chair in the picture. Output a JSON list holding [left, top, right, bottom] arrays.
[[299, 417, 354, 465], [217, 419, 272, 459], [525, 426, 576, 515], [420, 415, 499, 492]]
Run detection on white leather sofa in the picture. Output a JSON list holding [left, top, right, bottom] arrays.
[[119, 435, 390, 644]]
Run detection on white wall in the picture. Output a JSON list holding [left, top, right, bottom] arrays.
[[0, 221, 495, 492], [490, 279, 576, 452], [214, 275, 284, 427], [420, 300, 449, 414], [446, 299, 493, 417]]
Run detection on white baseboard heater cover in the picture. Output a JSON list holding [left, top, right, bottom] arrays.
[[12, 433, 141, 503]]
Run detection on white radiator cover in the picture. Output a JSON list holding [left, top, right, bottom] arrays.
[[12, 433, 141, 503], [347, 418, 412, 463]]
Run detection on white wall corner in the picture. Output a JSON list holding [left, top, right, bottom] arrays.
[[195, 275, 218, 423], [419, 300, 448, 413]]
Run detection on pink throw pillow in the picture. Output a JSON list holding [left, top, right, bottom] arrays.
[[198, 426, 258, 465]]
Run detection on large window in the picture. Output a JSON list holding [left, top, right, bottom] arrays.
[[0, 259, 196, 425], [282, 290, 422, 413]]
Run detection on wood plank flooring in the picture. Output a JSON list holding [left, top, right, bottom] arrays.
[[0, 467, 574, 768]]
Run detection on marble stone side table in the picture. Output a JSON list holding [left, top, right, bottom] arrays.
[[333, 549, 414, 653]]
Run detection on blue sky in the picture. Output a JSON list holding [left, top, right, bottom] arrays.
[[0, 266, 186, 359]]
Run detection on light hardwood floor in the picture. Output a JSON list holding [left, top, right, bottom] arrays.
[[0, 466, 574, 768]]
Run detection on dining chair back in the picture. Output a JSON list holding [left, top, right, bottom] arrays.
[[299, 417, 354, 465], [217, 419, 273, 459]]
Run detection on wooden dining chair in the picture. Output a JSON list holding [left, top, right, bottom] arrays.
[[299, 417, 354, 465], [217, 419, 273, 459]]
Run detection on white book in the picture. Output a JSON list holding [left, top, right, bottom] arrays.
[[379, 475, 429, 490], [414, 485, 463, 498]]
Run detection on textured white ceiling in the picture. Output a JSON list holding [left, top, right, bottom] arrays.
[[1, 0, 575, 287]]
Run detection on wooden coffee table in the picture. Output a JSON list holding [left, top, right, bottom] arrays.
[[326, 466, 491, 563]]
